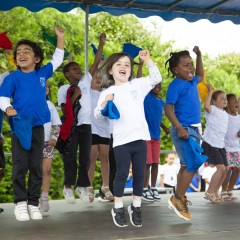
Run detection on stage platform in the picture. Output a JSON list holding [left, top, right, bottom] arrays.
[[1, 192, 240, 240]]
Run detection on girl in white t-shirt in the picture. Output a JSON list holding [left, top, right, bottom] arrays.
[[40, 82, 62, 212], [221, 94, 240, 200], [88, 70, 113, 201], [94, 50, 161, 227], [201, 84, 228, 203]]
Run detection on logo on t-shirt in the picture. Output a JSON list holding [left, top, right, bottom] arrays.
[[131, 91, 138, 100], [40, 77, 45, 87]]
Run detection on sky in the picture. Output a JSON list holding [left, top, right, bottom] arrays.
[[140, 16, 240, 57]]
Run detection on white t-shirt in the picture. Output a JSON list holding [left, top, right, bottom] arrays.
[[224, 114, 240, 152], [44, 100, 62, 141], [201, 166, 217, 191], [58, 72, 92, 126], [94, 64, 161, 148], [90, 89, 110, 138], [203, 105, 228, 148], [159, 163, 179, 187]]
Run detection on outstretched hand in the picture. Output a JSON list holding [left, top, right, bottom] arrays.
[[55, 26, 64, 38]]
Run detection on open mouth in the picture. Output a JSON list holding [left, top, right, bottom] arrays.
[[119, 70, 126, 75]]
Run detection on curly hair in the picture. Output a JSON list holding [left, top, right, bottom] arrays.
[[13, 39, 44, 70]]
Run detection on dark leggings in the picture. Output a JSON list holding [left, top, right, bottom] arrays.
[[113, 140, 147, 197]]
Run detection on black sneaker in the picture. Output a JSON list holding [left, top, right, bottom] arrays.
[[128, 204, 142, 227], [111, 207, 128, 227], [142, 189, 154, 202]]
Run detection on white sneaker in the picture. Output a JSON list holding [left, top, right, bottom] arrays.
[[14, 201, 30, 221], [28, 205, 42, 220], [63, 186, 76, 204], [75, 187, 94, 203]]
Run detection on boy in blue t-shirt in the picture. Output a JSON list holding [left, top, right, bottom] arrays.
[[164, 46, 204, 221], [0, 26, 64, 221], [142, 83, 169, 202]]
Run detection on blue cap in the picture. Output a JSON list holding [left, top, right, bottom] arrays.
[[122, 43, 142, 59]]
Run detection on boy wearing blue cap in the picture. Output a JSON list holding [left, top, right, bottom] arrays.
[[0, 26, 64, 221]]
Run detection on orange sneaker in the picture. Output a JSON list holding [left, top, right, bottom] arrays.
[[168, 195, 192, 221]]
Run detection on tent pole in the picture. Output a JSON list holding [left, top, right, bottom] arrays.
[[84, 4, 89, 73]]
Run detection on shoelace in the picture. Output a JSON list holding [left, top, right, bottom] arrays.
[[132, 207, 142, 220]]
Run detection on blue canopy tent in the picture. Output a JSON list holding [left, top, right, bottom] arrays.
[[1, 0, 240, 69]]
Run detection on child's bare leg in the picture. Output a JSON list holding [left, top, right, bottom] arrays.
[[222, 167, 231, 191], [99, 144, 110, 187], [228, 167, 239, 192], [88, 145, 98, 186], [208, 164, 225, 193], [42, 158, 52, 193], [175, 166, 195, 198], [150, 163, 158, 187], [144, 164, 151, 188]]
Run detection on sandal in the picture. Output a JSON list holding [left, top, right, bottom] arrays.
[[204, 192, 222, 203], [228, 191, 237, 200], [221, 191, 232, 201], [100, 187, 114, 201]]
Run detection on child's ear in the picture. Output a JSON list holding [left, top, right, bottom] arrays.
[[109, 69, 113, 75], [172, 67, 178, 75], [35, 57, 41, 63]]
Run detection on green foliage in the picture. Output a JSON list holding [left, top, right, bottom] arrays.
[[0, 7, 240, 202]]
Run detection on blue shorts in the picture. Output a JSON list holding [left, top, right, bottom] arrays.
[[170, 126, 201, 166]]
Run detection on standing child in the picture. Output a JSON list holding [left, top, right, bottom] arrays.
[[88, 69, 113, 201], [142, 83, 169, 202], [94, 50, 162, 227], [201, 84, 228, 203], [40, 82, 62, 212], [0, 26, 64, 221], [164, 46, 204, 221], [221, 94, 240, 200], [58, 33, 106, 204], [159, 152, 179, 193]]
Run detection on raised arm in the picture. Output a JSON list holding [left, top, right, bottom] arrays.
[[89, 32, 106, 76], [55, 26, 64, 50], [193, 46, 204, 83], [51, 26, 65, 72], [204, 84, 213, 113]]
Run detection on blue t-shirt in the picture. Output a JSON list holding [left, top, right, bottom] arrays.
[[0, 63, 53, 127], [166, 76, 201, 126], [144, 92, 165, 140]]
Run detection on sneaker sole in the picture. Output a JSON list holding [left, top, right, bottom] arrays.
[[111, 209, 128, 228], [168, 199, 191, 221], [141, 197, 155, 202], [98, 197, 110, 202], [127, 205, 142, 227]]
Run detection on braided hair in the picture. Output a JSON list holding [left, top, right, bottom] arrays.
[[165, 50, 190, 77]]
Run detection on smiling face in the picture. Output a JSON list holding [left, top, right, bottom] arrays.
[[64, 63, 83, 85], [173, 55, 195, 81], [212, 92, 227, 110], [109, 56, 132, 85], [16, 44, 40, 72], [226, 95, 238, 115]]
